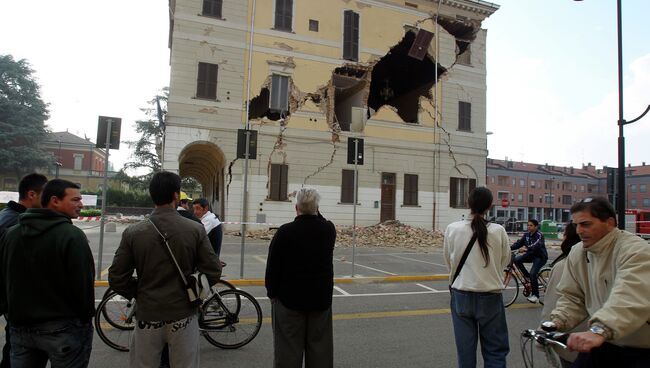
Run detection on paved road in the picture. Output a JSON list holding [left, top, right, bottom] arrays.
[[2, 222, 559, 367]]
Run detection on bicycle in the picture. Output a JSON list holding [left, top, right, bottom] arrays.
[[95, 278, 262, 352], [520, 326, 570, 368], [502, 252, 551, 307]]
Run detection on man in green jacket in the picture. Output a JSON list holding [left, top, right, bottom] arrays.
[[549, 196, 650, 367], [0, 179, 94, 368]]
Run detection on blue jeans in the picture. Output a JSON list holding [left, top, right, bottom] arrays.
[[9, 319, 93, 368], [513, 252, 547, 297], [450, 288, 509, 368]]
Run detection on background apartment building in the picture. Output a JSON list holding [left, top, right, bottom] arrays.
[[163, 0, 499, 230], [486, 158, 650, 223]]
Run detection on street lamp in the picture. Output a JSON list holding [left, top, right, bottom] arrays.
[[549, 176, 555, 221], [55, 139, 62, 179], [573, 0, 650, 229]]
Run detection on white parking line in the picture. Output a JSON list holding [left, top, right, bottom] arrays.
[[344, 262, 398, 276], [333, 286, 350, 296], [390, 254, 447, 268], [416, 283, 441, 292], [253, 255, 267, 264]]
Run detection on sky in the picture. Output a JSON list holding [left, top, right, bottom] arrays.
[[1, 0, 649, 172]]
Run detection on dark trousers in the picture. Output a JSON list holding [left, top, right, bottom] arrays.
[[271, 300, 333, 368], [513, 252, 546, 297], [572, 342, 650, 368], [9, 319, 92, 368]]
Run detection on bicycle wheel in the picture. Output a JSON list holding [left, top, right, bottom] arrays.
[[94, 290, 135, 352], [214, 279, 236, 292], [200, 289, 262, 349], [537, 267, 552, 306], [502, 270, 519, 307]]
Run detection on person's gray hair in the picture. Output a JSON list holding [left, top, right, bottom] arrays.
[[296, 187, 320, 215]]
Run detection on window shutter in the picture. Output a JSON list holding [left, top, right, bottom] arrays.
[[270, 75, 288, 112], [207, 64, 218, 99], [469, 178, 476, 193], [343, 11, 359, 61], [458, 102, 471, 131], [275, 0, 292, 30], [197, 63, 207, 98], [270, 164, 281, 200], [408, 29, 434, 60], [279, 164, 288, 201], [450, 177, 458, 207]]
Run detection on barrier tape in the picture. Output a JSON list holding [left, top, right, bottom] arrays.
[[76, 216, 101, 222]]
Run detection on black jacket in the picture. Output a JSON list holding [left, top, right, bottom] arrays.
[[0, 201, 26, 238], [265, 214, 336, 311], [0, 209, 95, 324]]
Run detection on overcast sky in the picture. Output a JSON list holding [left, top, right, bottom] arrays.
[[1, 0, 649, 172]]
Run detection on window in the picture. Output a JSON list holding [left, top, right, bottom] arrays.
[[270, 74, 289, 113], [512, 179, 516, 187], [343, 10, 360, 61], [562, 195, 572, 205], [573, 184, 577, 192], [631, 184, 637, 193], [517, 193, 523, 202], [458, 101, 471, 131], [490, 176, 494, 183], [196, 62, 218, 99], [456, 40, 471, 65], [641, 184, 647, 193], [74, 154, 84, 171], [309, 19, 319, 32], [274, 0, 293, 31], [630, 198, 637, 207], [341, 169, 356, 204], [529, 194, 534, 203], [269, 164, 288, 201], [497, 176, 508, 186], [530, 180, 536, 188], [643, 198, 650, 207], [202, 0, 222, 18], [519, 179, 525, 188], [581, 185, 585, 192], [403, 174, 418, 206], [449, 177, 476, 208]]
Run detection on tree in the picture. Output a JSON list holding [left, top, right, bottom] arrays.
[[123, 88, 202, 193], [0, 55, 52, 177], [123, 88, 167, 173]]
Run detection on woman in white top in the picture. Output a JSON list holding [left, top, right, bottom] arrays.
[[444, 187, 511, 368]]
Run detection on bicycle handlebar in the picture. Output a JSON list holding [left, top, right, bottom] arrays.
[[522, 329, 569, 350]]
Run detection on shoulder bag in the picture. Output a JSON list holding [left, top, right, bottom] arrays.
[[450, 232, 479, 288], [148, 219, 209, 304]]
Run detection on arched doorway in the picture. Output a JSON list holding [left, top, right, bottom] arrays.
[[178, 141, 226, 219]]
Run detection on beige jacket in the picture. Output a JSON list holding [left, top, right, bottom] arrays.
[[550, 229, 650, 348]]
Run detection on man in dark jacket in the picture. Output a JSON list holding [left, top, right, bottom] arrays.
[[0, 173, 47, 368], [265, 188, 336, 368], [511, 218, 548, 303], [109, 171, 222, 368], [0, 179, 94, 367]]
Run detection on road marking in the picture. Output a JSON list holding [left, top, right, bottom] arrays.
[[390, 254, 448, 268], [333, 286, 350, 296], [252, 255, 267, 264], [416, 283, 440, 292], [336, 259, 397, 275]]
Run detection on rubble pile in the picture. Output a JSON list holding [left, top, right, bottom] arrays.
[[336, 220, 443, 250], [226, 220, 444, 250]]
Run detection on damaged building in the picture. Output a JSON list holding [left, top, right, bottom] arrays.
[[163, 0, 499, 230]]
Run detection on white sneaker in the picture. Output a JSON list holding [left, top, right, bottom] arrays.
[[527, 295, 539, 303]]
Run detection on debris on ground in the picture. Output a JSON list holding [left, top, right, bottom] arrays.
[[225, 220, 444, 251]]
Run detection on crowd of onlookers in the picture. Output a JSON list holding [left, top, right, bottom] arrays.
[[1, 174, 649, 368]]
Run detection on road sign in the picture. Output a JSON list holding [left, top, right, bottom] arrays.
[[347, 137, 364, 165], [236, 129, 258, 159], [96, 116, 122, 149], [501, 198, 509, 208]]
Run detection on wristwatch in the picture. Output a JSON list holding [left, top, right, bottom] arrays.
[[589, 325, 605, 336]]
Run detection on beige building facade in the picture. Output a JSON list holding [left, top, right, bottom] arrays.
[[163, 0, 499, 230]]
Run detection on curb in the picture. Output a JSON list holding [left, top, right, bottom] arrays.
[[93, 274, 448, 288]]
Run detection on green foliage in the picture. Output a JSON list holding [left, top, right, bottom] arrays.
[[79, 209, 102, 217], [84, 187, 152, 207], [0, 55, 52, 177], [123, 88, 167, 173]]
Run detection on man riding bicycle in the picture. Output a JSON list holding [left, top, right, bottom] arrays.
[[511, 219, 548, 303]]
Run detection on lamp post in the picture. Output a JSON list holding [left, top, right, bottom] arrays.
[[549, 176, 555, 221], [574, 0, 650, 229], [55, 139, 62, 179]]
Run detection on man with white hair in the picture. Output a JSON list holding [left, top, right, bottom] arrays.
[[265, 188, 336, 368]]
